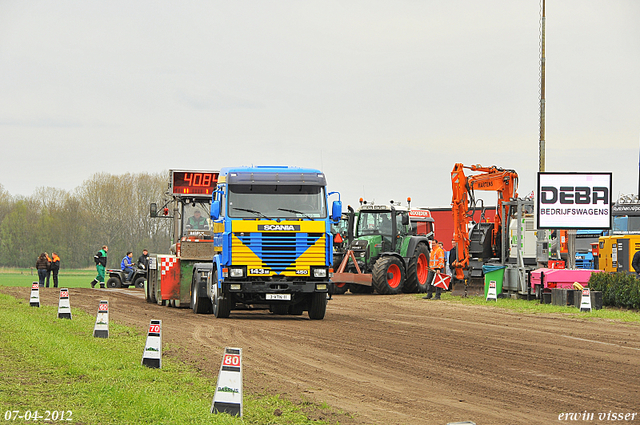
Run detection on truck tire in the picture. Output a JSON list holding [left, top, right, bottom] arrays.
[[134, 277, 146, 289], [331, 282, 349, 295], [308, 292, 327, 320], [270, 304, 289, 315], [404, 243, 430, 293], [106, 277, 121, 289], [212, 282, 231, 318], [146, 277, 157, 303], [191, 273, 212, 314], [372, 256, 405, 295]]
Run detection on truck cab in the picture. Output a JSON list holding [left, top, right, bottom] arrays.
[[204, 166, 341, 319]]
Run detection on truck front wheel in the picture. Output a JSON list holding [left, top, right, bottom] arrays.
[[212, 282, 231, 318], [308, 292, 327, 320]]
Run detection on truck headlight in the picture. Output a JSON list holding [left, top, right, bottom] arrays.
[[230, 284, 241, 290], [229, 267, 244, 278], [316, 284, 327, 291], [313, 268, 327, 278]]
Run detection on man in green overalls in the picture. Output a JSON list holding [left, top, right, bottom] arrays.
[[91, 245, 108, 288]]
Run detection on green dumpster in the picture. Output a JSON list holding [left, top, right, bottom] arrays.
[[482, 264, 505, 298]]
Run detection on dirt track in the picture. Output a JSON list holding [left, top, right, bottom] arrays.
[[6, 286, 640, 424]]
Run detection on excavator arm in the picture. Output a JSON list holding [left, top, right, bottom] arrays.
[[451, 163, 519, 280]]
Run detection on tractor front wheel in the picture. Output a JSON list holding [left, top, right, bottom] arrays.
[[372, 256, 405, 295]]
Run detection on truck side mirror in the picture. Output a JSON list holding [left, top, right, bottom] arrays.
[[331, 200, 342, 223], [402, 214, 409, 226], [211, 200, 220, 220], [150, 203, 158, 217]]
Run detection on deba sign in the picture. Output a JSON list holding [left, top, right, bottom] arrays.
[[536, 172, 612, 229]]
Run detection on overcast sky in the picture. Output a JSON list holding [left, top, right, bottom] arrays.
[[1, 1, 639, 208]]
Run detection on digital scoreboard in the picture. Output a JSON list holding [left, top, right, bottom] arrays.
[[171, 170, 219, 195]]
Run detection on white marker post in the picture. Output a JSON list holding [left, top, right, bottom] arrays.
[[486, 280, 497, 301], [580, 288, 592, 312], [93, 300, 109, 338], [211, 347, 243, 417], [142, 320, 162, 368], [57, 288, 72, 319], [30, 282, 40, 307]]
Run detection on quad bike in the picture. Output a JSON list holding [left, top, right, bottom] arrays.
[[106, 264, 147, 289]]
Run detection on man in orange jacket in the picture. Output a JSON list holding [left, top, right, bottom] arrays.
[[423, 241, 445, 300]]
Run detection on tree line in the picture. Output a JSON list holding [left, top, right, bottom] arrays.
[[0, 172, 172, 269]]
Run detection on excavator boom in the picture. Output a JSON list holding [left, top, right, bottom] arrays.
[[451, 163, 518, 281]]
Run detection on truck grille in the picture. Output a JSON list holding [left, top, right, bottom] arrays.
[[233, 232, 325, 273]]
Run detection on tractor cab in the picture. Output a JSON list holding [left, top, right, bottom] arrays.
[[352, 202, 410, 264], [182, 201, 213, 240]]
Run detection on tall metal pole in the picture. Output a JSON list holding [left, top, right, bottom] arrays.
[[536, 0, 548, 271], [539, 0, 546, 173]]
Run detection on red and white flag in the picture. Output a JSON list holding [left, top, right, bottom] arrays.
[[433, 273, 451, 290]]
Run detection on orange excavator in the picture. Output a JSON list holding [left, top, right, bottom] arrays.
[[451, 164, 519, 282]]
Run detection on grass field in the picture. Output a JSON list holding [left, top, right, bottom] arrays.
[[0, 271, 344, 425], [0, 268, 101, 289], [425, 291, 640, 322]]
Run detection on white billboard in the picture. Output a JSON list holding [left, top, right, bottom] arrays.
[[536, 172, 612, 229]]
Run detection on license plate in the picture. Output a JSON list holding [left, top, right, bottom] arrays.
[[266, 293, 291, 301]]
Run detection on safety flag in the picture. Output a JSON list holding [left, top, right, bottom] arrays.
[[433, 273, 450, 290]]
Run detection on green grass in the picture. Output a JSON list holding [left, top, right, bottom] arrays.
[[0, 291, 341, 424], [423, 291, 640, 322], [0, 268, 101, 288]]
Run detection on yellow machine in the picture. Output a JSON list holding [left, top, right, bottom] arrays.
[[598, 235, 640, 273], [598, 197, 640, 273]]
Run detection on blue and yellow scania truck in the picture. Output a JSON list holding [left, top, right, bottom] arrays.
[[191, 166, 341, 320]]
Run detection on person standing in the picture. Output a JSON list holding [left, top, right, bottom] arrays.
[[138, 249, 149, 270], [423, 241, 445, 300], [121, 251, 135, 282], [45, 252, 52, 287], [632, 249, 640, 278], [50, 252, 61, 288], [91, 245, 108, 288], [448, 239, 458, 290], [36, 253, 50, 287]]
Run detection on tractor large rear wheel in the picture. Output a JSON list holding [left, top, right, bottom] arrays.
[[372, 256, 405, 295], [404, 243, 430, 293]]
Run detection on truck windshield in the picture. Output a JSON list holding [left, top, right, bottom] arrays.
[[227, 185, 327, 219]]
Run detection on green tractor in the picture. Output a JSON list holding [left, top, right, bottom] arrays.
[[333, 200, 433, 295]]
